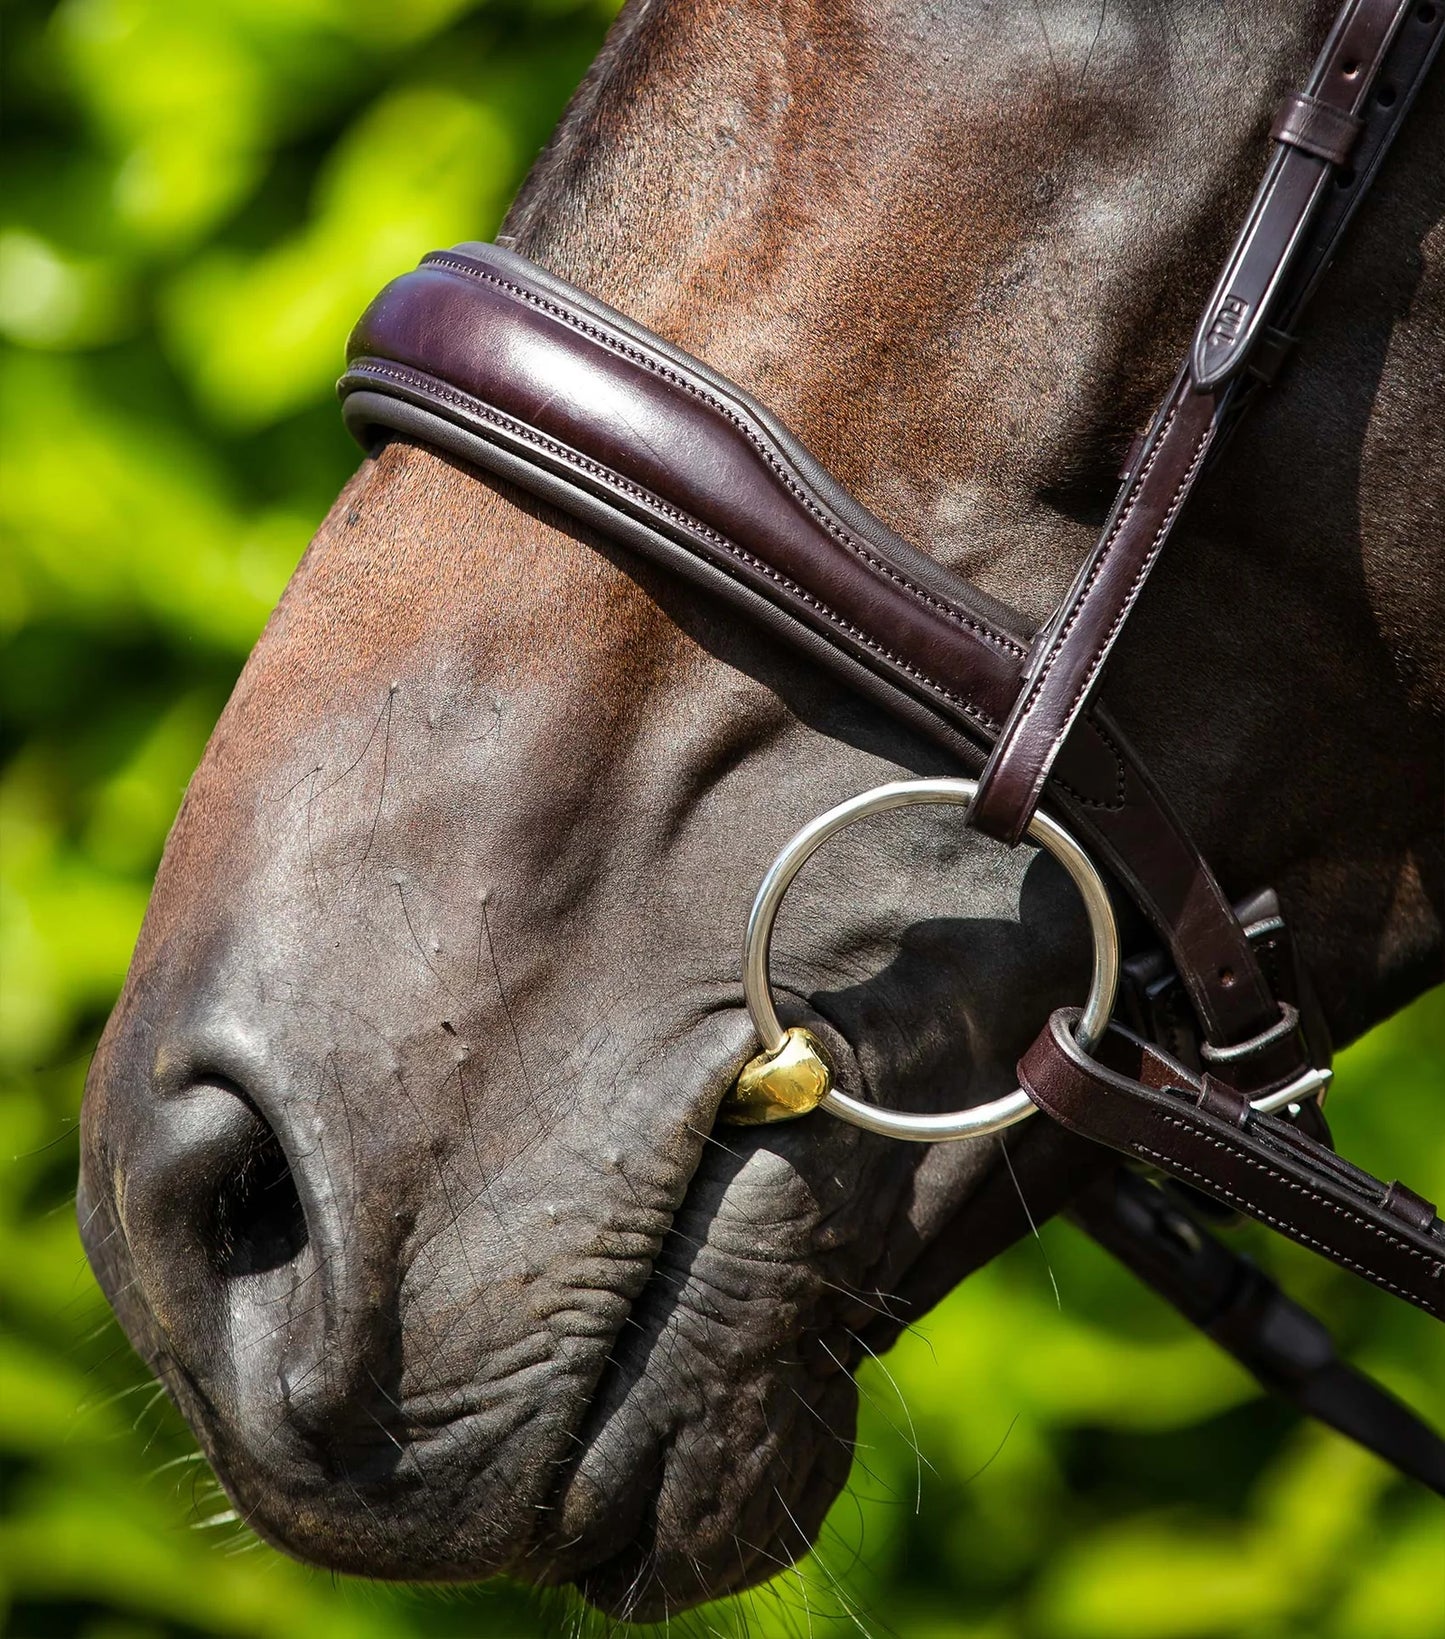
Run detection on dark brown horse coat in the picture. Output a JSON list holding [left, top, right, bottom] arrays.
[[79, 0, 1442, 1618]]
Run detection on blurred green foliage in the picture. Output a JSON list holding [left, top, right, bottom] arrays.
[[1, 2, 1441, 1635]]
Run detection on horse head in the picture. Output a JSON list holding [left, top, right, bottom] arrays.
[[78, 0, 1442, 1618]]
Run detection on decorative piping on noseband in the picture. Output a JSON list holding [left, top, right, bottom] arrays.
[[421, 253, 1032, 664]]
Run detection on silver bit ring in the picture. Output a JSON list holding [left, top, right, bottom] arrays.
[[741, 778, 1121, 1142]]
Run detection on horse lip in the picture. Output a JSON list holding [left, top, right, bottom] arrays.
[[520, 996, 866, 1590], [232, 1002, 800, 1577]]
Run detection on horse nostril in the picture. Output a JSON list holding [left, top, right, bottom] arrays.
[[206, 1081, 309, 1278], [103, 1067, 323, 1389]]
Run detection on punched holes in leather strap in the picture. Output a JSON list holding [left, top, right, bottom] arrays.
[[1271, 91, 1364, 165]]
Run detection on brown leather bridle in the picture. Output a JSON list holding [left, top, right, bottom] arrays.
[[338, 0, 1444, 1489]]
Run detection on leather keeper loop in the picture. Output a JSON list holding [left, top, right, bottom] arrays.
[[1197, 1078, 1253, 1128], [1271, 91, 1364, 165], [1246, 325, 1298, 385], [1200, 1001, 1301, 1063], [1382, 1181, 1440, 1233], [1211, 1269, 1336, 1382], [1017, 1009, 1445, 1320]]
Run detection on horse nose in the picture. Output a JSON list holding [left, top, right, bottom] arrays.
[[107, 1046, 401, 1473]]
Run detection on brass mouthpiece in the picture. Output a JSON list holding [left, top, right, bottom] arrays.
[[721, 1027, 833, 1125]]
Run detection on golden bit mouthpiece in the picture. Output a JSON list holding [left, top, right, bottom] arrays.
[[721, 1027, 833, 1125]]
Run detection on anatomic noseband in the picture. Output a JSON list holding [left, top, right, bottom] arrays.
[[340, 0, 1444, 1488]]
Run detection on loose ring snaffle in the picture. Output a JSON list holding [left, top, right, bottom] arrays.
[[737, 778, 1120, 1141]]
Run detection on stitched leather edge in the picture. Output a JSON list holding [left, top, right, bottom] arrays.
[[1133, 1126, 1445, 1314], [423, 253, 1032, 664], [347, 359, 1003, 732]]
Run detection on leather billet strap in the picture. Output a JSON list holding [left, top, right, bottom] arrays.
[[1071, 1169, 1445, 1492], [1192, 0, 1414, 390], [1020, 1009, 1445, 1318], [341, 245, 1293, 1073], [968, 0, 1443, 846]]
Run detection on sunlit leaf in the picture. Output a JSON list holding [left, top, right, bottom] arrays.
[[0, 232, 134, 349], [162, 85, 519, 425]]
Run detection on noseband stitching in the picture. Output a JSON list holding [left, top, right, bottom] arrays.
[[358, 360, 1003, 732], [424, 254, 1031, 664]]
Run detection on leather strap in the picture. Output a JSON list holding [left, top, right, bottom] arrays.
[[1071, 1169, 1445, 1493], [1122, 887, 1333, 1103], [1217, 1, 1445, 443], [1192, 0, 1415, 390], [340, 245, 1291, 1064], [1019, 1009, 1445, 1318], [967, 0, 1439, 846]]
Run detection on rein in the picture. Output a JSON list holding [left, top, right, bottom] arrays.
[[339, 0, 1444, 1489]]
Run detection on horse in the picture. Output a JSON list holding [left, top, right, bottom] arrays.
[[78, 0, 1443, 1619]]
